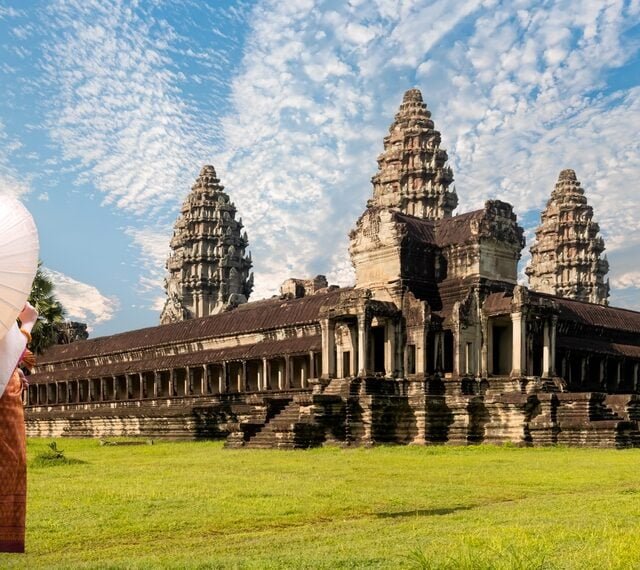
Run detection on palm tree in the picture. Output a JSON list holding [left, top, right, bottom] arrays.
[[27, 263, 66, 354]]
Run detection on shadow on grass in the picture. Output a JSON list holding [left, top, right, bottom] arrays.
[[30, 455, 88, 468], [378, 505, 472, 518]]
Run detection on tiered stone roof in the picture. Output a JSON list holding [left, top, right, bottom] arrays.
[[160, 165, 253, 323], [369, 88, 457, 219], [526, 169, 609, 305]]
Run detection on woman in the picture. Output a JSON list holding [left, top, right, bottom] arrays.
[[0, 302, 38, 553], [0, 193, 39, 553]]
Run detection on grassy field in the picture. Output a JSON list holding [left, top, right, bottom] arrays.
[[1, 440, 639, 569]]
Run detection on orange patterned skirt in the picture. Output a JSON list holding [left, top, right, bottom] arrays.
[[0, 370, 26, 553]]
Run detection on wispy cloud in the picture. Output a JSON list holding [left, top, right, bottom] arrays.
[[0, 120, 30, 198], [41, 0, 211, 214], [124, 225, 171, 310], [44, 268, 119, 329]]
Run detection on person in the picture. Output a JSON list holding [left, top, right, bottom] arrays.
[[0, 302, 38, 553]]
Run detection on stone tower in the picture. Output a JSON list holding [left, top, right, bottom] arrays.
[[160, 165, 253, 324], [526, 169, 609, 305], [369, 88, 457, 219]]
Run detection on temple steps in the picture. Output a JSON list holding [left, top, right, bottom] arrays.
[[227, 398, 325, 450]]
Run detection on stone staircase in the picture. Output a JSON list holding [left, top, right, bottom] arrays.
[[226, 396, 326, 450], [555, 393, 640, 448], [224, 398, 291, 449]]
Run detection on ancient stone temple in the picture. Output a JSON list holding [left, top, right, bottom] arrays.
[[369, 88, 457, 219], [25, 89, 640, 449], [526, 169, 609, 305], [160, 165, 253, 324]]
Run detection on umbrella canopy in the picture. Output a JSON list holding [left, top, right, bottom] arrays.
[[0, 195, 39, 341]]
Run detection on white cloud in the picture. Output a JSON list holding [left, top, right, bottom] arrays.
[[0, 120, 30, 199], [611, 272, 640, 290], [44, 268, 119, 329], [124, 226, 171, 310]]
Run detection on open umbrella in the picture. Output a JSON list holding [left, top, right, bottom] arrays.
[[0, 194, 39, 341]]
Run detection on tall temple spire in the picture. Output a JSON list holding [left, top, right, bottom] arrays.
[[526, 169, 609, 305], [160, 165, 253, 324], [369, 88, 457, 219]]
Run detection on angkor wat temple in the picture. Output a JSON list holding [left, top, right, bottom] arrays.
[[26, 89, 640, 448]]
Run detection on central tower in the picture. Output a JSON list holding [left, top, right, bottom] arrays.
[[369, 88, 457, 219], [160, 165, 253, 324]]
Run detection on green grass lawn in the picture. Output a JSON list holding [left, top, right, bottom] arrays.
[[1, 440, 640, 569]]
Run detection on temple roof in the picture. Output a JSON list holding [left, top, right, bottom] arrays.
[[482, 289, 640, 334], [31, 336, 322, 384], [39, 288, 347, 366], [392, 203, 518, 248]]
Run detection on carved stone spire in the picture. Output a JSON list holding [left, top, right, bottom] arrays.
[[526, 169, 609, 305], [160, 165, 253, 324], [369, 88, 457, 219]]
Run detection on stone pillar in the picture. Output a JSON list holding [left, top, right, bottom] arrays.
[[420, 328, 429, 375], [185, 367, 192, 396], [616, 360, 622, 391], [262, 358, 269, 390], [321, 318, 336, 379], [125, 374, 132, 400], [599, 358, 606, 388], [633, 363, 639, 392], [349, 326, 358, 377], [236, 362, 243, 392], [220, 363, 227, 393], [112, 376, 118, 401], [202, 365, 208, 395], [480, 315, 492, 378], [153, 371, 160, 398], [308, 351, 315, 379], [336, 341, 344, 379], [510, 311, 526, 376], [100, 378, 105, 401], [385, 320, 396, 378], [277, 361, 284, 390], [542, 320, 551, 378], [169, 369, 176, 397], [395, 321, 404, 378], [357, 313, 370, 377], [453, 328, 462, 376], [550, 316, 557, 376], [284, 355, 291, 389]]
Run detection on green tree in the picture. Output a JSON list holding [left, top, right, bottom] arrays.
[[27, 263, 66, 354]]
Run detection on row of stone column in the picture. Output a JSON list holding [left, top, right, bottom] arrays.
[[559, 352, 640, 391], [320, 315, 402, 379], [26, 353, 318, 407]]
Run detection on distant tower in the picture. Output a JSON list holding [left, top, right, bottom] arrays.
[[369, 88, 457, 219], [160, 165, 253, 324], [526, 169, 609, 305]]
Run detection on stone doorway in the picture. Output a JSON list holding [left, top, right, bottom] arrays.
[[371, 326, 385, 374]]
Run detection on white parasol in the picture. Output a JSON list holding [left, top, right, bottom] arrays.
[[0, 194, 39, 341]]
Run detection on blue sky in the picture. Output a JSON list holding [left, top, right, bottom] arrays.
[[1, 0, 639, 337]]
